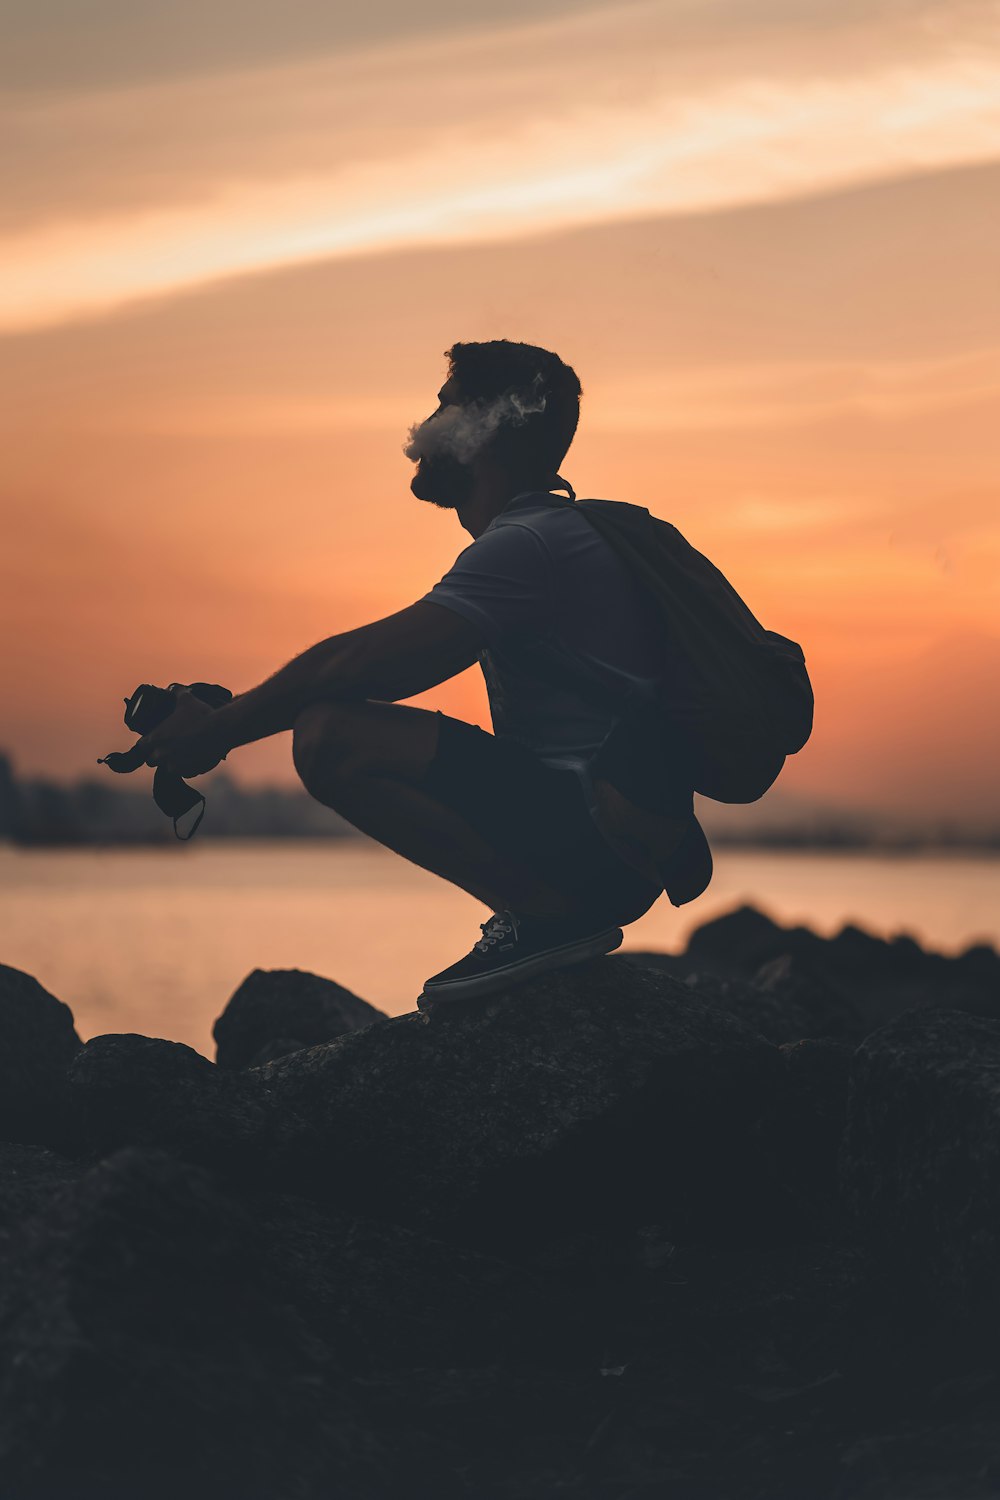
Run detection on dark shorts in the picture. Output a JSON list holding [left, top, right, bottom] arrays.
[[419, 712, 663, 928]]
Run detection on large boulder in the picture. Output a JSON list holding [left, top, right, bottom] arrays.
[[0, 1149, 382, 1500], [684, 969, 824, 1044], [0, 965, 81, 1145], [0, 1144, 80, 1235], [684, 907, 932, 991], [841, 1008, 1000, 1315], [214, 967, 385, 1069], [259, 956, 784, 1247], [751, 953, 864, 1040], [67, 1035, 276, 1173], [766, 1039, 854, 1236], [685, 904, 790, 976], [252, 1192, 576, 1371], [628, 962, 863, 1046], [643, 905, 1000, 1045]]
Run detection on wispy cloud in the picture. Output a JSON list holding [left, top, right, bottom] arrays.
[[587, 349, 1000, 431], [3, 0, 998, 331]]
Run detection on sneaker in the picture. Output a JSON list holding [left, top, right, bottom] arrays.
[[420, 909, 623, 1004]]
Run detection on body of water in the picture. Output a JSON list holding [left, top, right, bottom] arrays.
[[2, 840, 997, 1057]]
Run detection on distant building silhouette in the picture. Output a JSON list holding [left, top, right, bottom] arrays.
[[0, 753, 22, 839], [0, 753, 360, 845]]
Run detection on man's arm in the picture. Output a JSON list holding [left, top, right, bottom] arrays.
[[136, 601, 485, 775], [205, 600, 484, 756]]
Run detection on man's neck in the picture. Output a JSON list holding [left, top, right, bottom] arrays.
[[458, 475, 556, 539]]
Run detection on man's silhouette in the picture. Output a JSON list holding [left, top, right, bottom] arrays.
[[140, 340, 695, 1000]]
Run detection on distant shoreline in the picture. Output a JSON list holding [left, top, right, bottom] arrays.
[[3, 833, 999, 855], [3, 751, 997, 854]]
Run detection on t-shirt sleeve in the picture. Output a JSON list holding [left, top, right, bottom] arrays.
[[420, 522, 552, 645]]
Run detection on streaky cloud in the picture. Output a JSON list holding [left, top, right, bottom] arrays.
[[2, 0, 998, 332]]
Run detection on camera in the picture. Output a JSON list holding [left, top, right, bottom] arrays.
[[123, 681, 233, 736], [99, 681, 233, 839]]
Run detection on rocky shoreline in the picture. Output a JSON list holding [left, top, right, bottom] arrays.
[[2, 904, 999, 1498]]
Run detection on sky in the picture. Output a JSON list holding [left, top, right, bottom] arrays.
[[1, 0, 998, 829]]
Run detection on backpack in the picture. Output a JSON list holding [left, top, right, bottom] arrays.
[[536, 493, 814, 807]]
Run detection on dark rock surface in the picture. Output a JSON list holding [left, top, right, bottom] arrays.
[[682, 963, 862, 1045], [842, 1007, 1000, 1317], [0, 964, 81, 1144], [688, 902, 789, 972], [260, 956, 784, 1245], [768, 1039, 855, 1236], [253, 1191, 576, 1371], [214, 966, 385, 1069], [2, 903, 999, 1497], [0, 1144, 80, 1234], [67, 1033, 277, 1172], [244, 1033, 309, 1067], [0, 1149, 382, 1500], [754, 951, 865, 1039], [632, 902, 1000, 1044]]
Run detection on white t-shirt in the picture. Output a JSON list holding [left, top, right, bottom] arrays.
[[421, 490, 667, 807]]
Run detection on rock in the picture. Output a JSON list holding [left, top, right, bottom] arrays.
[[357, 1239, 871, 1499], [0, 1149, 383, 1500], [645, 906, 1000, 1046], [768, 1040, 854, 1235], [214, 967, 385, 1069], [247, 1036, 308, 1068], [252, 1192, 576, 1371], [0, 1144, 80, 1234], [841, 1008, 1000, 1315], [836, 1410, 1000, 1500], [67, 1034, 275, 1173], [260, 956, 784, 1247], [685, 904, 788, 976], [684, 904, 993, 1011], [752, 953, 864, 1041], [0, 965, 81, 1145], [3, 925, 999, 1498], [829, 922, 926, 982], [779, 1037, 853, 1134], [631, 948, 862, 1043], [629, 956, 860, 1047], [678, 968, 825, 1046], [619, 949, 693, 983], [683, 969, 817, 1043], [958, 942, 1000, 987]]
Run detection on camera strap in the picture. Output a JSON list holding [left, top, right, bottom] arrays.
[[152, 766, 207, 840]]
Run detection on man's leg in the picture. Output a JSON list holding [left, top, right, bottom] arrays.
[[291, 699, 577, 917]]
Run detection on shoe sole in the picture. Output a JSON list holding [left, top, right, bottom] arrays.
[[420, 926, 624, 1005]]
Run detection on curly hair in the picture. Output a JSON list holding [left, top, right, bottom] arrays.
[[444, 339, 583, 481]]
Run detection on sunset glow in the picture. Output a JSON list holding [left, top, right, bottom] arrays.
[[2, 0, 998, 829], [4, 3, 1000, 331]]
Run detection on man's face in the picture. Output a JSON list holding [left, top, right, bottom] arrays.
[[405, 376, 477, 511]]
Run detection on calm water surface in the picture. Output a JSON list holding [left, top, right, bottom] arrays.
[[2, 840, 997, 1057]]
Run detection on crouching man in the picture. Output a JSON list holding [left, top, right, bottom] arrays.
[[135, 340, 701, 1001]]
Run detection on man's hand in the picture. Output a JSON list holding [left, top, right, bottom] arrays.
[[134, 690, 230, 778]]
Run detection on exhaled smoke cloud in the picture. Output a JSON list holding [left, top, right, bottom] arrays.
[[404, 374, 547, 466]]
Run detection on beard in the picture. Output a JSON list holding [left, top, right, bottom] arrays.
[[409, 452, 476, 511]]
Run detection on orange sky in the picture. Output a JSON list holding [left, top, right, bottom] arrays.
[[1, 0, 998, 828]]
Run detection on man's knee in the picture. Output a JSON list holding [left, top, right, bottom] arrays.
[[292, 701, 360, 795], [293, 698, 443, 798]]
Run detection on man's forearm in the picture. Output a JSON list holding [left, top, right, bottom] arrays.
[[196, 599, 481, 760], [209, 634, 362, 754]]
